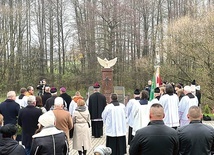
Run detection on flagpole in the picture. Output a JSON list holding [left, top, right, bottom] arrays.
[[149, 52, 161, 101]]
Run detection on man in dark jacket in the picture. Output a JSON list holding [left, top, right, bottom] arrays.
[[178, 106, 214, 155], [88, 82, 106, 138], [45, 87, 58, 111], [0, 124, 26, 155], [0, 91, 20, 125], [129, 103, 179, 155], [41, 86, 52, 106], [18, 96, 42, 155], [59, 87, 72, 110]]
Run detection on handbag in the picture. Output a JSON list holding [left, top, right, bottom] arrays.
[[78, 111, 90, 128]]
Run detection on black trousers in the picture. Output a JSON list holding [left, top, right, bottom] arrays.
[[128, 126, 134, 145], [91, 121, 103, 138], [106, 136, 126, 155]]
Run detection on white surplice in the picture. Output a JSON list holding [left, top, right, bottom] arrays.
[[179, 95, 198, 127], [159, 94, 180, 127], [102, 103, 126, 137], [132, 101, 152, 136], [126, 99, 140, 128]]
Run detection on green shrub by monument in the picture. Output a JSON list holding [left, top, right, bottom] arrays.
[[204, 104, 211, 114], [203, 104, 214, 120]]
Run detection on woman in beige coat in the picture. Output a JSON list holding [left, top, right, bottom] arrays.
[[73, 99, 91, 155]]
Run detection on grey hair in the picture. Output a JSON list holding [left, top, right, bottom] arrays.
[[94, 88, 100, 92], [51, 92, 57, 95], [184, 85, 192, 93], [54, 97, 64, 106], [7, 91, 16, 99], [27, 95, 36, 105]]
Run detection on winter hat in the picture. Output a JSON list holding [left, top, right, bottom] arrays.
[[94, 145, 112, 155], [50, 87, 57, 93], [38, 111, 55, 127], [60, 87, 66, 93], [134, 89, 140, 95], [93, 82, 100, 88], [0, 124, 17, 138], [191, 80, 196, 85]]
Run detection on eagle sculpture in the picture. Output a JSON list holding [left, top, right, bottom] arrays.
[[97, 57, 117, 68]]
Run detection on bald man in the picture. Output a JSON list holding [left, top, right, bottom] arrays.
[[178, 106, 214, 155], [129, 103, 179, 155]]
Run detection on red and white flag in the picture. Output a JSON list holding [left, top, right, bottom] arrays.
[[155, 66, 162, 87]]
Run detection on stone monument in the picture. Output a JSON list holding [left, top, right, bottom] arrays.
[[97, 57, 117, 103]]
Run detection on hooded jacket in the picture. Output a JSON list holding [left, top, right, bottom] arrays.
[[130, 120, 179, 155], [30, 126, 69, 155], [0, 138, 26, 155]]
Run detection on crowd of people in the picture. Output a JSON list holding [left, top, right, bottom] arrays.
[[0, 79, 213, 155], [0, 81, 110, 155]]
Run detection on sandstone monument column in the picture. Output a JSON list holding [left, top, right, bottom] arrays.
[[97, 57, 117, 103]]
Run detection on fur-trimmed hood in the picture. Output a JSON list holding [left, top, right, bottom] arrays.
[[32, 126, 63, 138]]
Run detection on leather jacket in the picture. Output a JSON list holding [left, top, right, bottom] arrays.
[[178, 120, 214, 155], [129, 120, 179, 155]]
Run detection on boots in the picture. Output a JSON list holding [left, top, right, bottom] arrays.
[[78, 150, 87, 155], [83, 150, 87, 155]]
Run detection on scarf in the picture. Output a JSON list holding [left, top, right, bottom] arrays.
[[75, 105, 86, 112], [139, 99, 148, 105]]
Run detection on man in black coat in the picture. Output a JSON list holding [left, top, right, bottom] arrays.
[[45, 87, 58, 111], [88, 82, 106, 138], [129, 103, 179, 155], [0, 91, 20, 125], [178, 106, 214, 155], [41, 86, 52, 106], [18, 96, 42, 155], [59, 87, 72, 110]]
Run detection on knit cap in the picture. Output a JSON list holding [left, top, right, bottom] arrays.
[[94, 145, 112, 155]]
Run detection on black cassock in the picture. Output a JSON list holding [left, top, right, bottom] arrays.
[[88, 92, 106, 138]]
